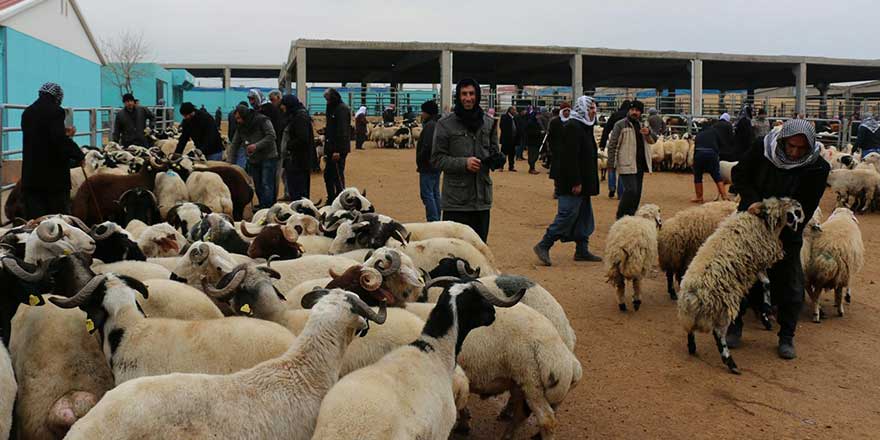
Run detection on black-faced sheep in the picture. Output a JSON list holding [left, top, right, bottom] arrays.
[[90, 221, 147, 263]]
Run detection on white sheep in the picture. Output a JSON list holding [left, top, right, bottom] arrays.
[[64, 289, 387, 440], [827, 168, 880, 212], [678, 197, 804, 374], [299, 234, 334, 254], [392, 237, 499, 276], [0, 343, 14, 440], [719, 160, 737, 185], [186, 171, 233, 217], [167, 241, 239, 287], [25, 217, 96, 264], [136, 223, 186, 258], [802, 207, 864, 322], [403, 221, 496, 266], [49, 273, 297, 385], [141, 279, 223, 320], [92, 260, 171, 282], [604, 204, 662, 311], [153, 170, 189, 219], [269, 255, 360, 295], [124, 219, 149, 239], [165, 202, 210, 237]]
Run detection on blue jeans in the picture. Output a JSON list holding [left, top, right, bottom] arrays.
[[206, 151, 223, 161], [248, 158, 278, 209], [419, 171, 442, 222], [235, 148, 248, 169], [539, 195, 595, 255], [516, 144, 526, 158], [608, 168, 624, 199]]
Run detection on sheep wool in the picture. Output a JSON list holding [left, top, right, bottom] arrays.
[[0, 343, 14, 440], [604, 204, 662, 311], [802, 207, 864, 322]]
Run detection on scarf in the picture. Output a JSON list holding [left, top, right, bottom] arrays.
[[735, 105, 752, 126], [569, 96, 596, 127], [248, 89, 267, 107], [763, 119, 821, 170], [453, 78, 485, 133], [861, 112, 880, 133], [355, 106, 367, 118], [39, 82, 64, 105]]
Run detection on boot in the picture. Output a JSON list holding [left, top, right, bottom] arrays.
[[533, 244, 552, 266], [778, 338, 797, 360]]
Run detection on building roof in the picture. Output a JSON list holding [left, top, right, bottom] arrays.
[[0, 0, 105, 64]]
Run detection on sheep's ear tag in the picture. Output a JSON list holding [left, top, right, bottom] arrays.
[[28, 294, 42, 306], [204, 232, 212, 242], [85, 319, 96, 333], [240, 304, 252, 315], [258, 218, 266, 226], [63, 249, 72, 255]]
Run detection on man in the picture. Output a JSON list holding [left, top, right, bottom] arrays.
[[323, 88, 351, 202], [112, 93, 155, 147], [175, 102, 224, 160], [714, 113, 736, 161], [600, 100, 630, 199], [267, 89, 286, 199], [647, 107, 666, 136], [729, 119, 829, 359], [227, 105, 277, 209], [546, 103, 570, 180], [534, 96, 602, 265], [228, 100, 247, 145], [21, 82, 84, 218], [431, 78, 503, 243], [215, 107, 223, 129], [690, 121, 728, 203], [854, 111, 880, 156], [382, 105, 395, 124], [280, 95, 314, 201], [525, 107, 544, 174], [733, 105, 754, 161], [250, 89, 283, 155], [607, 100, 657, 219], [416, 100, 442, 222], [354, 106, 368, 150], [499, 106, 518, 171], [752, 108, 770, 140], [515, 108, 528, 161]]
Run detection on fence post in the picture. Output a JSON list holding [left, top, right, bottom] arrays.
[[89, 109, 97, 147]]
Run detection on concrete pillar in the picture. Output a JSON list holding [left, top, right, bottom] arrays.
[[223, 67, 231, 89], [816, 82, 829, 118], [360, 83, 368, 110], [718, 90, 726, 114], [488, 83, 497, 110], [295, 47, 307, 108], [440, 50, 453, 113], [689, 59, 703, 116], [746, 88, 755, 106], [794, 62, 807, 116], [570, 54, 583, 99]]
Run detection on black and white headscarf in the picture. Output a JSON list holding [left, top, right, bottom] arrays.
[[763, 119, 821, 170], [861, 112, 880, 133], [39, 82, 64, 105], [569, 96, 596, 127]]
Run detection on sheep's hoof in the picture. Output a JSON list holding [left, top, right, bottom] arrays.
[[633, 300, 642, 311], [845, 291, 852, 304], [760, 314, 773, 331], [618, 303, 627, 312], [812, 315, 821, 323], [724, 358, 741, 375], [668, 290, 678, 301], [838, 309, 844, 317]]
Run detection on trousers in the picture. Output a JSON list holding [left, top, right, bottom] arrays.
[[616, 171, 644, 219], [419, 171, 442, 222], [324, 154, 347, 202], [539, 194, 595, 255], [442, 210, 490, 243], [248, 159, 278, 209], [23, 189, 71, 219]]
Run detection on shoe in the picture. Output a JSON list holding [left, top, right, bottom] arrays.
[[533, 244, 552, 266], [608, 190, 615, 199], [509, 168, 517, 172], [778, 339, 797, 359], [528, 169, 539, 175], [574, 252, 602, 262], [726, 323, 742, 349]]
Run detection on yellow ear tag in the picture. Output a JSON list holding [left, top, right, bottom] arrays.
[[63, 249, 72, 255], [28, 295, 40, 306], [258, 218, 266, 226], [204, 232, 212, 242], [240, 304, 251, 314], [85, 319, 95, 333]]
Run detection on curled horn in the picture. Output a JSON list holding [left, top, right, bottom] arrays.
[[117, 188, 137, 204], [301, 288, 330, 308], [90, 223, 117, 241], [457, 259, 480, 278], [1, 257, 49, 283], [391, 225, 409, 245], [281, 225, 298, 243], [424, 276, 460, 291], [189, 242, 210, 264], [374, 250, 401, 276], [361, 188, 367, 198], [49, 275, 108, 308], [314, 198, 324, 208], [473, 281, 524, 307], [239, 221, 263, 238], [340, 191, 358, 210], [203, 269, 247, 301], [359, 267, 383, 291], [148, 155, 164, 168], [345, 292, 386, 324], [35, 222, 64, 243], [64, 215, 91, 233]]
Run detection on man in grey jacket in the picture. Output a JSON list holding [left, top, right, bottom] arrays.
[[112, 93, 155, 147], [607, 100, 657, 219], [228, 105, 278, 209], [431, 78, 503, 243]]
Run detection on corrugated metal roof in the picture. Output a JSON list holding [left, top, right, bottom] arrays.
[[0, 0, 28, 11]]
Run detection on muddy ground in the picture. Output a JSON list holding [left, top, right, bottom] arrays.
[[309, 145, 880, 439]]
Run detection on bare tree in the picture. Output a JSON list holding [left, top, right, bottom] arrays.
[[101, 30, 152, 96]]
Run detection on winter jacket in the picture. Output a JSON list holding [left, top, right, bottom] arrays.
[[855, 125, 880, 153], [599, 109, 627, 151], [515, 114, 528, 145], [281, 108, 314, 172], [112, 105, 155, 147], [694, 126, 721, 153], [733, 117, 754, 161], [647, 114, 666, 136], [547, 116, 566, 180], [227, 110, 238, 140], [731, 139, 829, 246], [555, 119, 599, 197], [713, 120, 736, 161], [175, 109, 223, 155], [355, 114, 368, 140], [607, 117, 657, 175], [227, 110, 277, 164], [325, 102, 351, 156], [259, 102, 284, 154], [431, 112, 499, 211], [21, 93, 84, 191], [382, 108, 395, 124], [526, 116, 543, 147], [416, 115, 440, 173], [499, 113, 518, 152]]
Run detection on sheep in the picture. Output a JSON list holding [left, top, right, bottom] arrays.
[[312, 279, 523, 440], [206, 263, 425, 376], [188, 213, 250, 255], [49, 273, 297, 385], [268, 254, 360, 295], [604, 204, 662, 311], [678, 197, 804, 374], [671, 137, 691, 170], [325, 187, 374, 216], [299, 234, 334, 254], [827, 168, 880, 212], [393, 237, 499, 276], [124, 219, 148, 239], [329, 213, 409, 255], [153, 170, 189, 219], [658, 201, 737, 300], [135, 223, 186, 258], [71, 156, 167, 225], [403, 221, 496, 266], [25, 216, 96, 264], [115, 187, 162, 226], [92, 260, 171, 282], [186, 171, 234, 217], [192, 164, 255, 220], [362, 247, 427, 305], [719, 160, 737, 185], [168, 241, 239, 288], [802, 207, 864, 323], [651, 141, 666, 170], [860, 152, 880, 174], [0, 252, 56, 346], [0, 343, 12, 439], [165, 202, 211, 237], [89, 221, 146, 263], [63, 289, 386, 440], [239, 222, 304, 260], [289, 197, 322, 218], [10, 301, 114, 439]]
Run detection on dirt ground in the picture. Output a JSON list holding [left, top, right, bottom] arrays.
[[311, 145, 880, 439]]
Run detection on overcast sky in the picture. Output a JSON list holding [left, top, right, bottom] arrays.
[[80, 0, 877, 67]]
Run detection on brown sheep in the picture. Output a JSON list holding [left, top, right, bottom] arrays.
[[194, 165, 254, 220], [71, 158, 166, 225]]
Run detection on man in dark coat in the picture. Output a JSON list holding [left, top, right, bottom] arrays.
[[112, 93, 155, 147], [21, 82, 84, 218], [714, 113, 736, 161], [175, 102, 224, 160], [249, 89, 283, 155], [227, 101, 247, 151], [228, 105, 277, 209], [546, 103, 570, 180], [534, 96, 602, 265], [280, 95, 314, 201], [215, 107, 223, 129], [600, 100, 630, 198], [382, 105, 395, 124], [416, 100, 442, 221], [525, 108, 544, 174], [733, 105, 754, 161], [729, 119, 830, 360], [854, 112, 880, 156], [514, 108, 528, 160], [499, 106, 518, 171], [323, 88, 351, 202]]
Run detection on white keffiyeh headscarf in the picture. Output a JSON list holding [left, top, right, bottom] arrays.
[[763, 119, 821, 170], [248, 89, 268, 107], [861, 112, 880, 133], [569, 96, 596, 126], [355, 106, 367, 118]]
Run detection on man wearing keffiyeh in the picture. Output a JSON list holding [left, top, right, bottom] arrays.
[[855, 111, 880, 156], [729, 118, 830, 360]]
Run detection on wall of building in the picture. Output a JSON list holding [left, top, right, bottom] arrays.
[[1, 0, 101, 64], [101, 63, 172, 107]]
